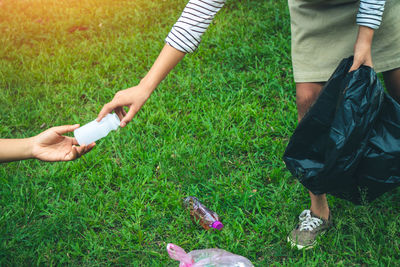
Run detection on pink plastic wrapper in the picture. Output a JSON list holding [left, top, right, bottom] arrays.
[[167, 243, 254, 267]]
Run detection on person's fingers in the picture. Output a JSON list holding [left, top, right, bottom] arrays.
[[86, 142, 96, 152], [120, 107, 136, 127], [97, 102, 116, 122], [53, 124, 80, 135], [115, 107, 125, 121], [65, 142, 94, 161], [349, 57, 361, 72], [349, 64, 358, 72], [74, 145, 88, 158], [71, 137, 79, 146], [349, 57, 373, 72], [65, 145, 79, 161], [118, 107, 127, 124]]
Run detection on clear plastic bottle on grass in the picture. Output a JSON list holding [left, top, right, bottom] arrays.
[[183, 196, 224, 230]]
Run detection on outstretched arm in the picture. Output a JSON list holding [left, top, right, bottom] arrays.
[[0, 138, 34, 163], [97, 44, 185, 127], [0, 125, 95, 163], [98, 0, 226, 127]]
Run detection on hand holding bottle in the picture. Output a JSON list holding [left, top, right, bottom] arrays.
[[97, 85, 152, 128], [97, 44, 186, 127], [32, 125, 95, 161]]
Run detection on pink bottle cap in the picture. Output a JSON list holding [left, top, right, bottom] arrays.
[[211, 221, 224, 230]]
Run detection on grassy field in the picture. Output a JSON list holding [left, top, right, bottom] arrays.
[[1, 0, 400, 265]]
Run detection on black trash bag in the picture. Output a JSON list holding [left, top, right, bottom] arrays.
[[355, 94, 400, 202], [284, 56, 400, 204]]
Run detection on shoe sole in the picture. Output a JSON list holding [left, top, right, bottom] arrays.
[[287, 229, 328, 250], [287, 236, 316, 250]]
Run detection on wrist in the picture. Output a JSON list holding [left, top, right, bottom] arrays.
[[356, 26, 374, 45], [139, 76, 158, 93], [25, 137, 36, 159], [138, 44, 185, 93]]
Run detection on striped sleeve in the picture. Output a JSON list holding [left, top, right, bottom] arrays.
[[165, 0, 226, 53], [356, 0, 386, 29]]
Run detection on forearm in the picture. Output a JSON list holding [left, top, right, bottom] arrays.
[[0, 138, 34, 163], [349, 25, 375, 71], [97, 1, 225, 125], [139, 43, 186, 93], [140, 0, 226, 92], [356, 25, 374, 46]]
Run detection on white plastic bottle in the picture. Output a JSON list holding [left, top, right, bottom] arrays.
[[74, 113, 120, 145]]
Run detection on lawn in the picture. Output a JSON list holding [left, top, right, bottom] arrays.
[[1, 0, 400, 265]]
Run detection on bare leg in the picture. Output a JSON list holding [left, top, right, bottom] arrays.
[[383, 68, 400, 103], [296, 82, 330, 220], [296, 82, 324, 121], [309, 192, 330, 219]]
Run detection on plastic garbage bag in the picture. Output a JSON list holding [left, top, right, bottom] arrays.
[[167, 243, 254, 267], [283, 56, 400, 203], [355, 93, 400, 201]]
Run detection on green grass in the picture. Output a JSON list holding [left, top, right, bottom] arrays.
[[1, 0, 400, 265]]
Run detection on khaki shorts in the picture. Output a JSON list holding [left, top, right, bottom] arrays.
[[288, 0, 400, 82]]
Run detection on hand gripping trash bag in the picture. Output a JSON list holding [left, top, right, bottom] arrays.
[[167, 243, 254, 267], [284, 56, 400, 203]]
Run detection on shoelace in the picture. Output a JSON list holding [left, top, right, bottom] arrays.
[[298, 209, 323, 231]]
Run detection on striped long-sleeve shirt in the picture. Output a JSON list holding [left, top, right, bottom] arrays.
[[165, 0, 386, 54], [357, 0, 386, 29]]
